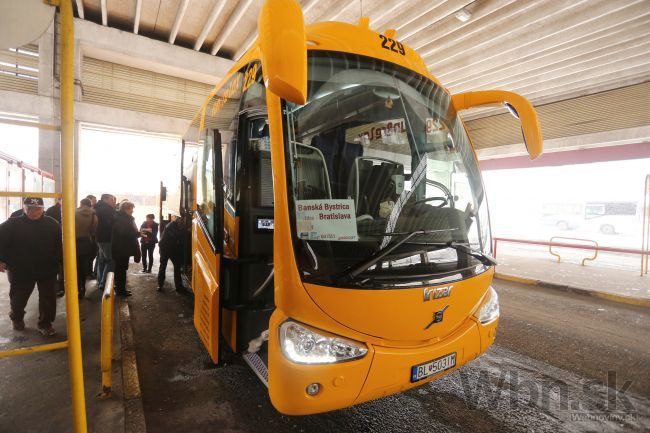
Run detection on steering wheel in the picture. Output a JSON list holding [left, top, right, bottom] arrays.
[[414, 196, 448, 208], [415, 180, 454, 208]]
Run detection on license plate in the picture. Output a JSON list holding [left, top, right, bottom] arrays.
[[410, 352, 457, 382]]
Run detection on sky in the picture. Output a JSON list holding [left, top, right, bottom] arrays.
[[0, 123, 39, 165], [483, 158, 650, 247], [78, 126, 182, 223], [0, 122, 183, 223], [78, 126, 181, 198]]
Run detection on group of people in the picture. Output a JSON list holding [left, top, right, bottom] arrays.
[[0, 194, 188, 337]]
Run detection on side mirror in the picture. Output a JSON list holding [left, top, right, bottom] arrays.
[[258, 0, 307, 105], [451, 90, 543, 159]]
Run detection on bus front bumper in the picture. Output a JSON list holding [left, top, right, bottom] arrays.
[[267, 311, 498, 415]]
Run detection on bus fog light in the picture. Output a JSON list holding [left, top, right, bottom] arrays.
[[475, 287, 499, 324], [306, 383, 321, 396], [280, 320, 368, 364]]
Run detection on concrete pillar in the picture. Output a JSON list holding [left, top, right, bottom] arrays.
[[36, 17, 83, 195], [38, 20, 62, 191], [74, 120, 80, 202]]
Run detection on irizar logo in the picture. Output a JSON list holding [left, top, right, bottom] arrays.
[[423, 285, 453, 302], [424, 305, 449, 330]]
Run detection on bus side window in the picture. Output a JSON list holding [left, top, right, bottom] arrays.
[[198, 68, 245, 244]]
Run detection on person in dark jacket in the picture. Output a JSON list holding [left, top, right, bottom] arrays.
[[75, 198, 97, 299], [95, 194, 116, 290], [45, 199, 64, 295], [86, 195, 97, 208], [0, 197, 62, 336], [86, 194, 98, 278], [111, 201, 141, 297], [157, 215, 188, 292], [45, 199, 62, 224], [139, 214, 158, 273]]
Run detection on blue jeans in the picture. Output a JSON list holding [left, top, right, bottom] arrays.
[[97, 242, 113, 289]]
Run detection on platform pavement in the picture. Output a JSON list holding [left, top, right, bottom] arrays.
[[0, 275, 125, 433], [494, 250, 650, 307]]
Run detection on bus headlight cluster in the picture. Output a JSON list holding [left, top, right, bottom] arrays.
[[475, 286, 499, 324], [280, 320, 368, 364]]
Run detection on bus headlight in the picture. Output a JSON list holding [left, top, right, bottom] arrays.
[[279, 320, 368, 364], [475, 287, 499, 324]]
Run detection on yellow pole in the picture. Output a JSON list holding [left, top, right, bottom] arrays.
[[100, 273, 115, 396], [0, 340, 68, 359], [60, 1, 88, 431]]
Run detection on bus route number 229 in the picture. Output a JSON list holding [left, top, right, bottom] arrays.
[[379, 35, 405, 55]]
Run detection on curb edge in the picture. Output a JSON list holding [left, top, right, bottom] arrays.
[[494, 273, 650, 309]]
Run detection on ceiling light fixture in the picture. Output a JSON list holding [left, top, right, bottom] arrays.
[[455, 8, 472, 23]]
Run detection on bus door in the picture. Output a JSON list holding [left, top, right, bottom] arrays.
[[180, 140, 198, 288], [192, 128, 224, 364], [221, 112, 275, 359]]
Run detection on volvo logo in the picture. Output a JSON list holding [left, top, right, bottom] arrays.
[[424, 305, 449, 330], [423, 285, 453, 302]]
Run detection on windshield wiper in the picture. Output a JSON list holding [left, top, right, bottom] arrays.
[[444, 241, 498, 267], [337, 229, 457, 283]]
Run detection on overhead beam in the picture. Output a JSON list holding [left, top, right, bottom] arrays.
[[449, 34, 650, 94], [75, 0, 84, 19], [75, 18, 233, 85], [101, 0, 107, 26], [194, 0, 227, 51], [429, 1, 649, 79], [477, 127, 650, 161], [508, 58, 650, 102], [407, 0, 517, 50], [330, 1, 358, 22], [169, 0, 190, 44], [442, 17, 650, 89], [134, 0, 142, 34], [302, 0, 319, 17], [398, 0, 469, 41], [420, 0, 547, 61], [233, 31, 257, 61], [384, 0, 468, 41], [370, 0, 407, 31], [210, 0, 254, 56], [479, 141, 650, 170]]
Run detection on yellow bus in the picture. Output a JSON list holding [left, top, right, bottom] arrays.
[[181, 0, 542, 415]]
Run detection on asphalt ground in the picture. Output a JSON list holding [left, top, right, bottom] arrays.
[[127, 267, 650, 433], [0, 277, 124, 433]]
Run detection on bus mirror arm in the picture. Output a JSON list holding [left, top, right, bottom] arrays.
[[451, 90, 543, 160], [258, 0, 307, 105]]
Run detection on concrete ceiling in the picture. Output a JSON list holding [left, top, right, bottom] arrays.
[[73, 0, 650, 109]]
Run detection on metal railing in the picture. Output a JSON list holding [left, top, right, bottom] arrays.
[[493, 237, 650, 274], [100, 272, 115, 397], [549, 236, 598, 266]]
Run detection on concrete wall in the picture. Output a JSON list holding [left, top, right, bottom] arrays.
[[1, 17, 234, 192]]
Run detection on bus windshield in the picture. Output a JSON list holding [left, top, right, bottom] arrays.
[[284, 52, 492, 288]]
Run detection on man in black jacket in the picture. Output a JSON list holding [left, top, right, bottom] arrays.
[[46, 199, 64, 296], [0, 197, 62, 336], [95, 194, 116, 290], [157, 215, 188, 292], [111, 201, 141, 297]]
